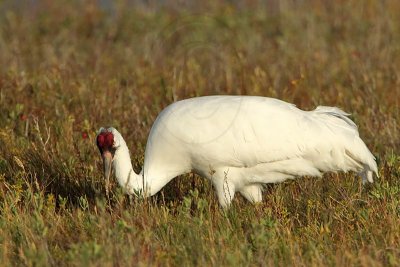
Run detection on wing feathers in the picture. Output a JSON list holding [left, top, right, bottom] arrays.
[[314, 106, 357, 129]]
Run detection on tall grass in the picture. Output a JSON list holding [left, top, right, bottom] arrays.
[[0, 0, 399, 266]]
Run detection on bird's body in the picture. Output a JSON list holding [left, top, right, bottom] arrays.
[[97, 96, 378, 207]]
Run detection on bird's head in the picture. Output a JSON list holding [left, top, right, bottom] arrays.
[[96, 127, 122, 196]]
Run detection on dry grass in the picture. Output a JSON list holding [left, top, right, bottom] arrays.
[[0, 0, 399, 266]]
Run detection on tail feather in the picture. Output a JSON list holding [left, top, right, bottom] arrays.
[[314, 106, 357, 129], [345, 137, 378, 183], [313, 106, 378, 182]]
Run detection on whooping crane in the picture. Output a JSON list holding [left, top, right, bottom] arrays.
[[96, 96, 378, 208]]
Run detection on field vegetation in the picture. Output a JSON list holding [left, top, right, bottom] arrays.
[[0, 0, 399, 266]]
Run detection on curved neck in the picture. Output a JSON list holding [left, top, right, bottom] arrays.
[[112, 136, 179, 197], [112, 142, 145, 195]]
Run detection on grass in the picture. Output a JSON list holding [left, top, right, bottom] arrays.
[[0, 0, 399, 266]]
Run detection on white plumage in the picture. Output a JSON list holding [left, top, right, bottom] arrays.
[[96, 96, 378, 207]]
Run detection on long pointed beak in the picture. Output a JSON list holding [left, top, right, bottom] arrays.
[[102, 150, 113, 197]]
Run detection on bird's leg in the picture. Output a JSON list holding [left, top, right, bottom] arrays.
[[212, 170, 236, 208], [239, 184, 263, 203]]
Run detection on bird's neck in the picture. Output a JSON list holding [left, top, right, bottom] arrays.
[[112, 142, 144, 195]]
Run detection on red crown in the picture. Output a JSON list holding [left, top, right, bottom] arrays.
[[97, 131, 114, 151]]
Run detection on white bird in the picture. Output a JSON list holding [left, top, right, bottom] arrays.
[[96, 95, 378, 208]]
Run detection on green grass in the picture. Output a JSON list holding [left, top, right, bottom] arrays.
[[0, 0, 399, 266]]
